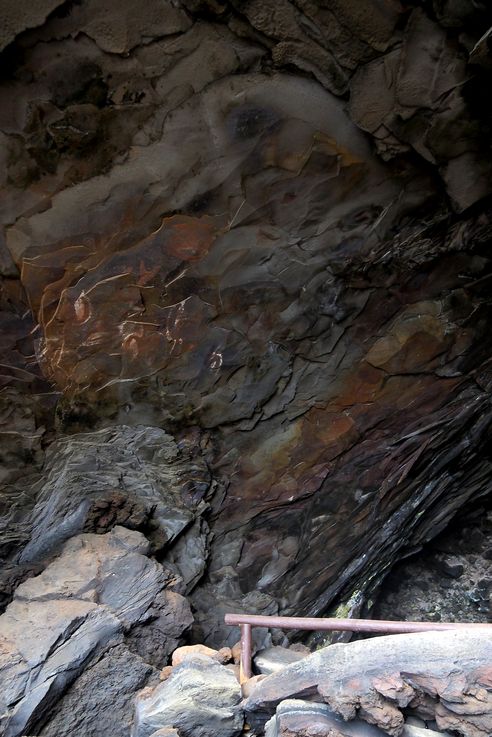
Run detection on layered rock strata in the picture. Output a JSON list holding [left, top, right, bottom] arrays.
[[0, 527, 192, 737], [245, 630, 492, 737], [1, 0, 492, 732]]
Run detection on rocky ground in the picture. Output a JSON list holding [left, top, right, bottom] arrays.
[[135, 631, 492, 737], [374, 499, 492, 624]]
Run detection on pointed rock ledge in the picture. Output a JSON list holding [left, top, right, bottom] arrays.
[[0, 527, 192, 737]]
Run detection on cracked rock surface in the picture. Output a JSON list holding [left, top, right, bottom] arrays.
[[1, 0, 492, 733], [245, 630, 492, 737], [133, 654, 243, 737], [0, 527, 192, 737]]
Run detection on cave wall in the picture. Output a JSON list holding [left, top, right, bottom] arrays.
[[1, 0, 492, 654]]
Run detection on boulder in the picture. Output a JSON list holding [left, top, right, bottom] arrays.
[[17, 426, 208, 568], [245, 630, 492, 737], [241, 674, 267, 699], [133, 656, 243, 737], [39, 645, 157, 737], [254, 646, 307, 675], [171, 643, 230, 666], [265, 701, 453, 737], [264, 699, 387, 737], [0, 600, 120, 737], [0, 527, 192, 737]]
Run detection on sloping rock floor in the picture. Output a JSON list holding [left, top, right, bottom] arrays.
[[0, 524, 489, 737], [0, 514, 490, 737], [131, 630, 492, 737]]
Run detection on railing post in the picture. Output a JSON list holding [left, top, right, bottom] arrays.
[[224, 612, 492, 687], [240, 623, 252, 683]]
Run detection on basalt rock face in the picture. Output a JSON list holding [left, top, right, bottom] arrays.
[[373, 497, 492, 624], [245, 630, 492, 737], [1, 0, 492, 725], [0, 526, 192, 737]]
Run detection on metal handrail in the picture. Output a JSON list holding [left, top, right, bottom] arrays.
[[224, 612, 492, 682]]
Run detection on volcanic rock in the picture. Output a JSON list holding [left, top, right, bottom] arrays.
[[254, 646, 307, 675], [0, 527, 192, 737], [245, 630, 492, 737], [264, 699, 387, 737], [1, 0, 492, 690], [39, 645, 157, 737], [17, 425, 209, 567], [171, 643, 231, 666], [133, 655, 243, 737]]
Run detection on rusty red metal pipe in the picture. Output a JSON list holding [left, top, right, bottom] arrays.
[[224, 612, 492, 682], [239, 623, 252, 683]]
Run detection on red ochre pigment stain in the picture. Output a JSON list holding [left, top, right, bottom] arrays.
[[163, 215, 217, 262]]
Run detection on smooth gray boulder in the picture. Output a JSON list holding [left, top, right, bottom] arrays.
[[254, 646, 307, 675], [133, 655, 243, 737]]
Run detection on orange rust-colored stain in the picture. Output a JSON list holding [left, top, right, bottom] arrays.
[[344, 362, 385, 403], [474, 666, 492, 689], [306, 409, 356, 446], [313, 131, 364, 169], [164, 215, 217, 262]]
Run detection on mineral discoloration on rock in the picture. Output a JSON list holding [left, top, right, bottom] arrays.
[[1, 1, 492, 734], [245, 630, 492, 737], [2, 3, 492, 647]]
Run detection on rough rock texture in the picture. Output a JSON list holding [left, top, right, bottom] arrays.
[[374, 498, 492, 624], [39, 645, 157, 737], [1, 0, 492, 732], [265, 701, 451, 737], [245, 630, 492, 737], [0, 527, 192, 737], [133, 655, 243, 737], [264, 699, 388, 737], [8, 424, 212, 591]]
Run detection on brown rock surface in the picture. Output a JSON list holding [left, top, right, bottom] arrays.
[[1, 1, 492, 650], [1, 1, 492, 733], [245, 630, 492, 737], [171, 643, 230, 666]]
